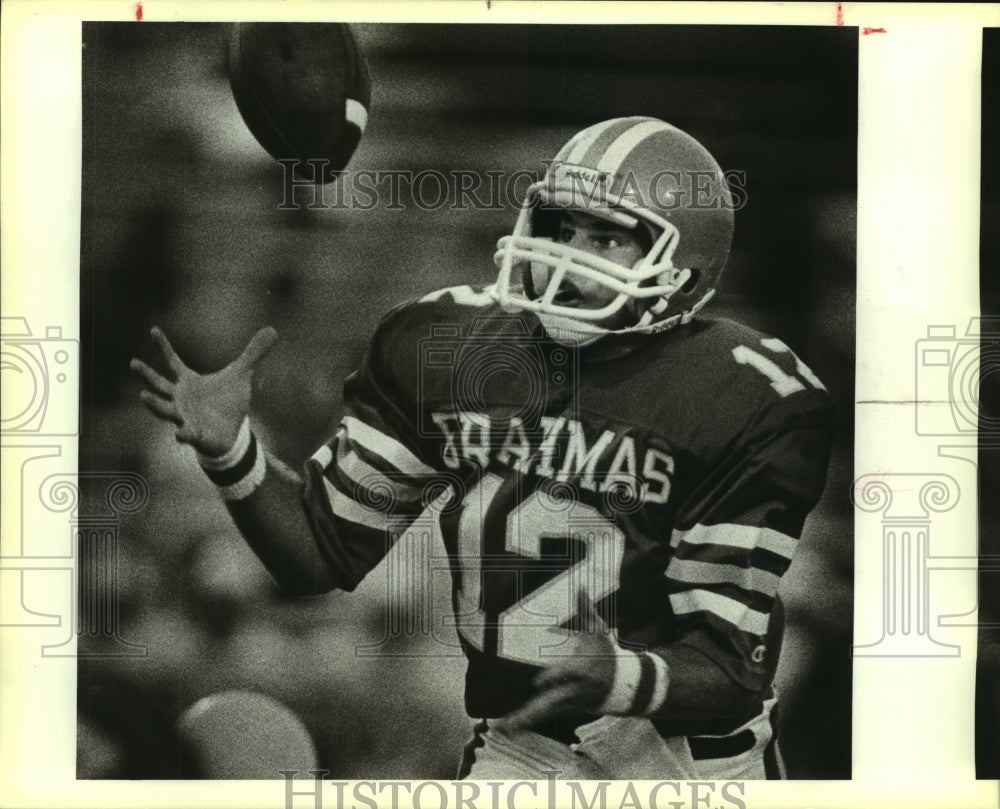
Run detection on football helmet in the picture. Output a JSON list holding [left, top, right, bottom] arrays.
[[492, 117, 735, 346]]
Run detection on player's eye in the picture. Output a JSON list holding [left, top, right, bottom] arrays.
[[596, 233, 624, 250], [558, 224, 575, 244]]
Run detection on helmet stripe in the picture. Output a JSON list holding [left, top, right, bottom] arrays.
[[559, 118, 633, 165], [596, 119, 675, 176]]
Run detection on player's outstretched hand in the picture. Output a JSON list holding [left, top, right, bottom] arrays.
[[130, 326, 278, 458], [506, 591, 618, 728]]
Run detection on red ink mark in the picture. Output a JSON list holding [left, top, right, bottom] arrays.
[[134, 1, 143, 21], [863, 27, 887, 35], [835, 2, 843, 25]]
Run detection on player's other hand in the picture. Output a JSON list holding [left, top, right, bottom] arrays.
[[130, 326, 278, 457], [506, 591, 618, 728]]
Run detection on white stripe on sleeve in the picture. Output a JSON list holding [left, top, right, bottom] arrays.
[[322, 477, 398, 533], [339, 450, 423, 503], [667, 557, 781, 600], [670, 523, 798, 561], [669, 589, 770, 636], [311, 444, 334, 470], [342, 416, 436, 477]]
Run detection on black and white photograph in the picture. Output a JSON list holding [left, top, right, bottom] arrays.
[[75, 21, 856, 783], [7, 4, 1000, 809]]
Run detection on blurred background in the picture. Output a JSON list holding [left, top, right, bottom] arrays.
[[977, 26, 999, 781], [78, 23, 856, 779]]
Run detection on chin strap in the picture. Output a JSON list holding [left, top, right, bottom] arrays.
[[635, 268, 691, 328], [534, 288, 715, 347]]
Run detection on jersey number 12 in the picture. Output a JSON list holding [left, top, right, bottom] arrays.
[[452, 472, 624, 665]]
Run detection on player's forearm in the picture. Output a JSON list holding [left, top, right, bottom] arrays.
[[221, 453, 342, 597], [196, 421, 341, 596], [648, 644, 764, 723], [643, 590, 787, 722], [590, 641, 760, 724]]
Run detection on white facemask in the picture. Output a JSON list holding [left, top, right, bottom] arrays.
[[532, 286, 715, 348], [535, 312, 608, 347]]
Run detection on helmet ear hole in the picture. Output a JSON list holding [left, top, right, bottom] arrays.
[[680, 268, 701, 295], [530, 204, 562, 240]]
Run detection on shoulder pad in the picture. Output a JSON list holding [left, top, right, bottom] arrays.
[[418, 284, 498, 307]]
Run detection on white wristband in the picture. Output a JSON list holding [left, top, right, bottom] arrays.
[[600, 650, 670, 716], [197, 417, 266, 501], [647, 652, 670, 713], [215, 447, 266, 501]]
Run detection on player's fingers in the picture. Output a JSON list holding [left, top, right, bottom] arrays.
[[235, 327, 278, 373], [150, 327, 186, 378], [506, 681, 584, 728], [533, 664, 585, 690], [129, 358, 174, 398], [138, 390, 182, 426], [175, 422, 199, 445]]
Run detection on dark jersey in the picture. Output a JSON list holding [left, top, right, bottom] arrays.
[[301, 285, 834, 732]]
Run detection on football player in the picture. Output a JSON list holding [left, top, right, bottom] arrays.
[[132, 117, 834, 780]]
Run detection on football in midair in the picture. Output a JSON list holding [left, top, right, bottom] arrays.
[[228, 23, 370, 184]]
